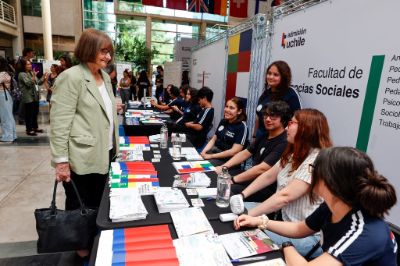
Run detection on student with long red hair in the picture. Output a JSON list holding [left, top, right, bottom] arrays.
[[230, 109, 332, 257]]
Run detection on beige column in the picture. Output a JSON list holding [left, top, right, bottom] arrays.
[[200, 21, 207, 41], [41, 0, 53, 60], [11, 0, 23, 58], [145, 16, 152, 74]]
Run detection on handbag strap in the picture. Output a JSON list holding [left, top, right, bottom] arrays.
[[50, 179, 86, 214]]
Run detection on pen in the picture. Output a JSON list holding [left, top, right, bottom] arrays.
[[231, 255, 268, 263], [206, 197, 215, 201]]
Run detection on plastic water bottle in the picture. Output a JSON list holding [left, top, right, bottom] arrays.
[[216, 166, 231, 208], [160, 123, 168, 149]]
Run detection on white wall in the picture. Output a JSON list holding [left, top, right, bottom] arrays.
[[190, 39, 227, 134]]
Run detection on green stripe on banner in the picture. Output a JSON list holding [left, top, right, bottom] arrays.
[[356, 55, 385, 152]]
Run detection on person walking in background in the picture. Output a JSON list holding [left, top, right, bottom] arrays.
[[45, 64, 59, 107], [253, 61, 301, 139], [50, 28, 121, 259], [18, 59, 45, 136], [155, 65, 164, 102], [58, 53, 73, 73], [128, 70, 137, 100], [0, 56, 17, 143], [137, 70, 151, 100], [234, 147, 397, 265], [119, 69, 131, 105]]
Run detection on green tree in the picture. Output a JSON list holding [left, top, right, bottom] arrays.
[[115, 32, 159, 72]]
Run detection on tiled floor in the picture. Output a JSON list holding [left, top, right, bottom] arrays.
[[0, 121, 66, 258]]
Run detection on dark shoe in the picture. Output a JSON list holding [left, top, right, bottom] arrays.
[[27, 131, 37, 136], [34, 129, 44, 133]]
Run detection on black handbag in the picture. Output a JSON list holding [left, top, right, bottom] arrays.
[[34, 180, 98, 253]]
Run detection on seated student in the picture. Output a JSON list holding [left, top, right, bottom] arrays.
[[215, 101, 291, 191], [200, 97, 248, 164], [150, 85, 184, 120], [158, 84, 172, 105], [234, 147, 398, 265], [172, 88, 201, 129], [230, 109, 333, 257], [185, 86, 214, 149]]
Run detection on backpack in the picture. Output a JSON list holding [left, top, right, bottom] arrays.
[[8, 72, 22, 101]]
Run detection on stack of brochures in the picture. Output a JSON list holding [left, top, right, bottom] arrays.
[[109, 162, 159, 195], [170, 207, 214, 238], [154, 187, 190, 213], [109, 188, 148, 222], [172, 172, 211, 188], [119, 136, 151, 151], [173, 233, 232, 266], [96, 225, 179, 266]]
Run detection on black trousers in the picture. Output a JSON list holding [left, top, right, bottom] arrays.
[[24, 101, 39, 132], [63, 150, 114, 210]]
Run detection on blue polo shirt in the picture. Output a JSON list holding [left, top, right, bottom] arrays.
[[306, 202, 398, 266], [214, 119, 248, 151]]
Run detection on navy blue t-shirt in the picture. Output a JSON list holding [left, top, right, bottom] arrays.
[[176, 103, 201, 126], [256, 87, 301, 137], [214, 119, 248, 151], [306, 202, 398, 266], [189, 107, 214, 148], [168, 97, 185, 120], [247, 131, 287, 166]]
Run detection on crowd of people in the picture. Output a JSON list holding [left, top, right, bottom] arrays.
[[0, 48, 73, 142], [1, 28, 394, 264]]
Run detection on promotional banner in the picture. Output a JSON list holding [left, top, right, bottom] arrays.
[[191, 39, 227, 134], [270, 0, 399, 226]]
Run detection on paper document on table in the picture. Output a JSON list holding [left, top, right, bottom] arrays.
[[109, 188, 148, 222], [196, 188, 217, 198], [173, 233, 232, 266], [170, 207, 214, 238], [154, 187, 190, 213], [219, 229, 279, 260], [243, 258, 286, 266], [169, 147, 202, 160]]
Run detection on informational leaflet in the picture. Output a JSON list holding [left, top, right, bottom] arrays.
[[219, 229, 280, 260], [170, 207, 214, 238], [173, 233, 232, 266], [154, 187, 190, 213], [172, 160, 215, 174]]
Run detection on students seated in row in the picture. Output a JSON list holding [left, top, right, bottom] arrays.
[[150, 85, 184, 120], [230, 109, 333, 257], [215, 101, 291, 194], [234, 147, 398, 265], [201, 97, 248, 164], [172, 88, 201, 129], [185, 86, 214, 149]]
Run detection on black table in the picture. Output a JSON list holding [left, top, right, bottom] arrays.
[[96, 141, 230, 230], [122, 106, 172, 136]]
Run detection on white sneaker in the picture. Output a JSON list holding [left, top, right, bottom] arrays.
[[230, 194, 244, 214]]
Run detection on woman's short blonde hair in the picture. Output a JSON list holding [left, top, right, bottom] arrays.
[[74, 28, 114, 63]]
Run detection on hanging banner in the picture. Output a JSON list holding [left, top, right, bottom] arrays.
[[270, 0, 400, 226]]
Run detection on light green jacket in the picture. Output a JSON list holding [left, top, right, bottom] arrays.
[[50, 64, 119, 175], [18, 72, 43, 103]]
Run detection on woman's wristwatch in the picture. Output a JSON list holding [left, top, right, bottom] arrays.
[[257, 214, 269, 230]]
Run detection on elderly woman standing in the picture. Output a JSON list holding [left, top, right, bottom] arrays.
[[50, 28, 120, 257]]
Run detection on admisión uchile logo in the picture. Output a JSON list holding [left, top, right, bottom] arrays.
[[281, 28, 307, 49]]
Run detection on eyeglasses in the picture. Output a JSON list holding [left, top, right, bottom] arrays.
[[100, 48, 111, 56], [308, 163, 314, 174], [288, 120, 298, 127], [263, 112, 280, 120]]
